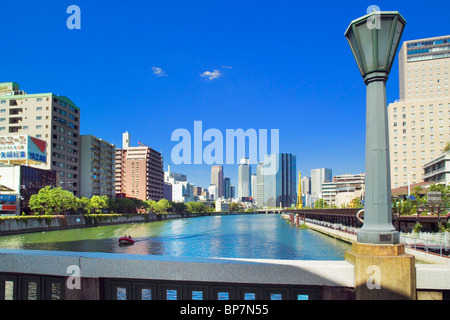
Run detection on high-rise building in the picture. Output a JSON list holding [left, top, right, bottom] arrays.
[[115, 132, 164, 201], [311, 168, 332, 199], [255, 162, 265, 207], [164, 165, 193, 202], [398, 36, 450, 101], [301, 176, 311, 195], [0, 82, 81, 195], [223, 177, 231, 199], [238, 157, 251, 199], [388, 35, 450, 188], [79, 135, 115, 198], [211, 165, 224, 198], [251, 173, 257, 199], [263, 153, 296, 208]]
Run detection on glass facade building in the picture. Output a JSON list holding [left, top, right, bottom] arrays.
[[262, 153, 296, 208]]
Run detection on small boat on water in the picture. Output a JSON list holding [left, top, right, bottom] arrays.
[[118, 236, 135, 245]]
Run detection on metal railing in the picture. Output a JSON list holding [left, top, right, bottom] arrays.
[[400, 231, 450, 257]]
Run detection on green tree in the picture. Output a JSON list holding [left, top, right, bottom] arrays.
[[28, 186, 78, 215], [229, 202, 244, 212], [77, 197, 91, 214], [156, 199, 171, 214], [170, 201, 186, 213], [186, 201, 208, 213], [89, 195, 108, 214]]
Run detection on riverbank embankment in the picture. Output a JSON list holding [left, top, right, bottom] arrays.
[[0, 211, 242, 235]]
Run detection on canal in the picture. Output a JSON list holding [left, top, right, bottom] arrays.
[[0, 214, 351, 260]]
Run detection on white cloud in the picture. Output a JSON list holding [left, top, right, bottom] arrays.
[[152, 66, 167, 77], [221, 66, 232, 69], [200, 69, 222, 80]]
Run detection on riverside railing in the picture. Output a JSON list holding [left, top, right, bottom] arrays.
[[400, 231, 450, 257]]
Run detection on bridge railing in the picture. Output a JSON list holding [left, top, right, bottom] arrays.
[[0, 249, 355, 300]]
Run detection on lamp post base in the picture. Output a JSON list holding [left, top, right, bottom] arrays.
[[357, 229, 400, 245], [345, 242, 416, 300]]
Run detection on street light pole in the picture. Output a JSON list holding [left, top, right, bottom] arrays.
[[344, 11, 416, 300], [345, 11, 406, 244], [360, 71, 398, 243]]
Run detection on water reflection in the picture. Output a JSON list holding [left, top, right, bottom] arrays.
[[0, 215, 351, 260]]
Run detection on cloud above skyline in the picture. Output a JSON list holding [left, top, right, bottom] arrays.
[[152, 66, 167, 77], [200, 69, 222, 80]]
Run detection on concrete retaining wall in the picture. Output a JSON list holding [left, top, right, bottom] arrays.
[[0, 211, 247, 235]]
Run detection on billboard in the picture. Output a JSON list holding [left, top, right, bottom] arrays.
[[0, 135, 47, 164]]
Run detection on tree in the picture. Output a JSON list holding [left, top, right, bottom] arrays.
[[147, 199, 172, 214], [170, 201, 186, 213], [229, 202, 244, 212], [28, 186, 78, 215], [89, 195, 108, 214], [77, 197, 91, 214], [186, 201, 209, 213], [443, 141, 450, 153], [156, 199, 171, 214]]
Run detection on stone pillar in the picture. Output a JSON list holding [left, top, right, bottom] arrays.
[[345, 243, 416, 300]]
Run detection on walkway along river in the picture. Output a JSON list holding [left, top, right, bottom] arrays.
[[0, 214, 351, 260]]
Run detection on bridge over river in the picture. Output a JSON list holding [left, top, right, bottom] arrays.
[[0, 213, 449, 300]]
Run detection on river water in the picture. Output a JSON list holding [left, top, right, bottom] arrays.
[[0, 214, 351, 260]]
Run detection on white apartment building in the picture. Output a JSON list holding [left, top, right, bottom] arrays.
[[388, 36, 450, 188], [79, 135, 115, 198], [0, 82, 80, 195]]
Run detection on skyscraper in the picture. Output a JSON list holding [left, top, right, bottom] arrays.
[[238, 157, 251, 199], [311, 168, 332, 199], [388, 35, 450, 188], [263, 153, 296, 208], [211, 165, 224, 198], [255, 162, 265, 207], [223, 177, 231, 199]]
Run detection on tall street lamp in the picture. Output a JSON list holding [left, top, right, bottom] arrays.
[[345, 10, 406, 244]]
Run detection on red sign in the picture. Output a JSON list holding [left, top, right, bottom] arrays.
[[0, 205, 16, 211]]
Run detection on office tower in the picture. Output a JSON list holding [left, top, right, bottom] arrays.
[[263, 153, 296, 208], [255, 162, 265, 207], [311, 168, 332, 199], [223, 177, 231, 199], [208, 184, 217, 200], [164, 165, 193, 202], [251, 173, 257, 199], [79, 135, 116, 198], [115, 132, 164, 201], [238, 157, 251, 199], [388, 35, 450, 188], [0, 82, 81, 195], [211, 165, 224, 198], [230, 185, 235, 199], [301, 176, 311, 195]]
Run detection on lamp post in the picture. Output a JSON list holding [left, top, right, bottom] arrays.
[[345, 10, 406, 244]]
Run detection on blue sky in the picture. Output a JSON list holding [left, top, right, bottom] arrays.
[[1, 0, 449, 189]]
